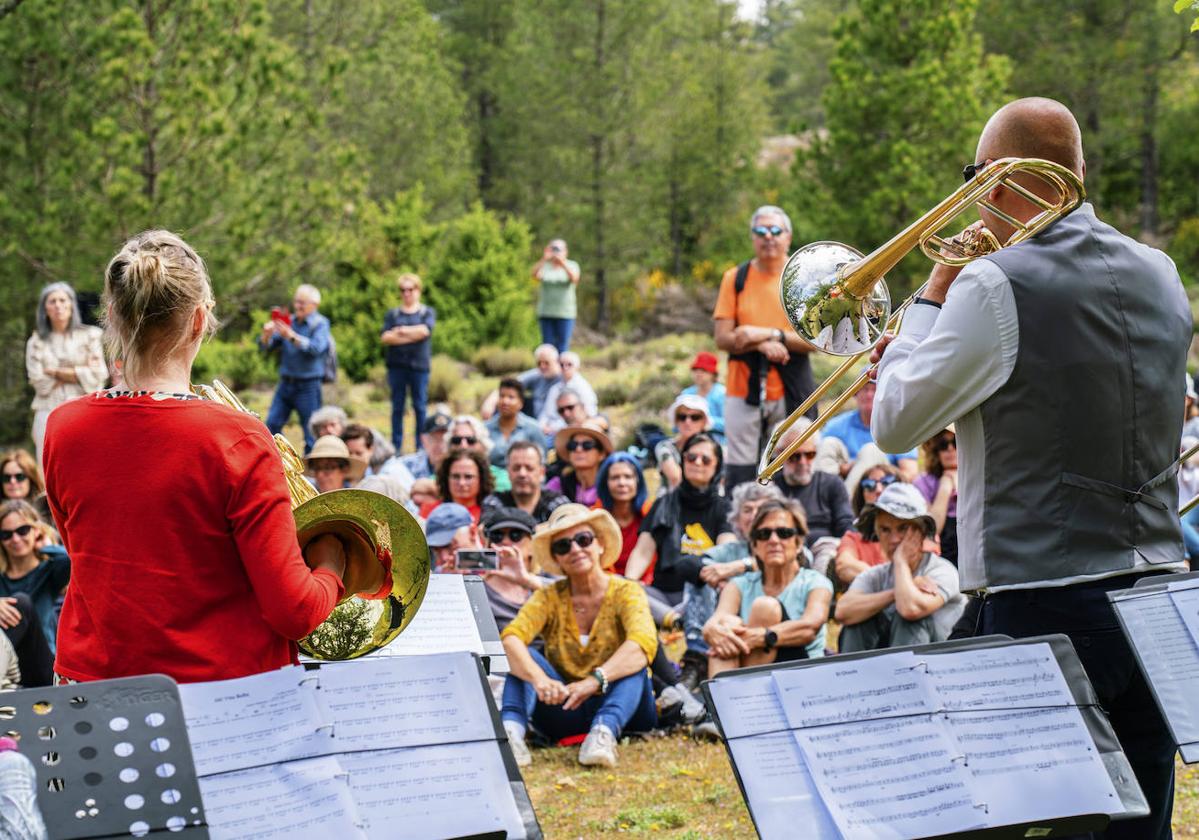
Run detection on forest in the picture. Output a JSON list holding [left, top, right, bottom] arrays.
[[1, 0, 1197, 438]]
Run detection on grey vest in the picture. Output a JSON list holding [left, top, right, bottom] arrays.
[[975, 203, 1191, 588]]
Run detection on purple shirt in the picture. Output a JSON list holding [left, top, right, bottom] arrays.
[[546, 475, 599, 506], [914, 472, 957, 519]]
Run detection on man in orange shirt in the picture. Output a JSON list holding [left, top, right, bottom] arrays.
[[713, 206, 815, 489]]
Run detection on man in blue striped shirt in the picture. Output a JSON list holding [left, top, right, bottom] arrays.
[[259, 284, 331, 453]]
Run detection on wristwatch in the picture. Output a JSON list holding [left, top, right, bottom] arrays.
[[742, 557, 755, 573], [763, 629, 778, 653], [773, 328, 785, 344]]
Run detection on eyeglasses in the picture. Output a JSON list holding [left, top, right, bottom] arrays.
[[488, 528, 530, 544], [860, 475, 898, 492], [750, 526, 800, 542], [675, 412, 705, 424], [558, 402, 581, 415], [550, 531, 596, 556], [751, 225, 785, 238], [788, 451, 817, 462], [449, 472, 478, 483], [0, 524, 34, 542], [2, 473, 28, 484], [962, 161, 988, 182], [450, 436, 477, 446], [934, 437, 957, 452], [684, 452, 714, 466], [566, 439, 599, 452]]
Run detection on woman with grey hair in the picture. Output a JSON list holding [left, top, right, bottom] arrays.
[[450, 415, 511, 493], [25, 282, 107, 465]]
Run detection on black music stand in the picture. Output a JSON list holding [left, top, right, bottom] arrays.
[[0, 674, 208, 838], [702, 634, 1146, 840]]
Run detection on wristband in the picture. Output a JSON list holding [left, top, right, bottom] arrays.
[[591, 668, 609, 695], [913, 296, 943, 309]]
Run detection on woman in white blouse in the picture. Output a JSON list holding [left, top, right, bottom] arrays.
[[25, 283, 107, 466]]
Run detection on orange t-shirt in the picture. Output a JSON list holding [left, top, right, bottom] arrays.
[[712, 262, 794, 401]]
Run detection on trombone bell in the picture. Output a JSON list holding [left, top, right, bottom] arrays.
[[780, 241, 891, 355]]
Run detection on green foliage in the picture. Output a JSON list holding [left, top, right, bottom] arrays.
[[608, 805, 686, 832], [193, 338, 278, 391], [427, 355, 466, 404]]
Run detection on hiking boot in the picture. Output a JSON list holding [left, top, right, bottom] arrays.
[[679, 649, 707, 693], [659, 684, 706, 725], [578, 725, 618, 768]]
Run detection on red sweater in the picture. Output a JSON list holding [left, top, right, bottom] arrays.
[[43, 393, 343, 683]]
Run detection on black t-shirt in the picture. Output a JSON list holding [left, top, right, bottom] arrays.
[[381, 305, 435, 371], [481, 489, 569, 525], [640, 491, 733, 594], [772, 472, 853, 546]]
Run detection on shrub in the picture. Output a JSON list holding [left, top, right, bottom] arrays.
[[596, 380, 632, 406], [193, 337, 277, 391], [427, 355, 465, 403], [471, 345, 533, 376]]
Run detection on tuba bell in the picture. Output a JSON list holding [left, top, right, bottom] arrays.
[[196, 380, 430, 659]]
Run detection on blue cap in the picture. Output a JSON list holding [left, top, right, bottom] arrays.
[[425, 502, 473, 547]]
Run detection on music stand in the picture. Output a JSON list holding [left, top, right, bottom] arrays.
[[0, 674, 207, 838]]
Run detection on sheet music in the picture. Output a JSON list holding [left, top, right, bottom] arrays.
[[925, 644, 1074, 711], [709, 674, 839, 840], [179, 667, 333, 776], [199, 756, 365, 840], [338, 742, 527, 840], [1116, 589, 1199, 744], [770, 651, 937, 728], [314, 653, 496, 750], [377, 574, 485, 656]]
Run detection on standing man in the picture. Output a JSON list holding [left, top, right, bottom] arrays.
[[382, 273, 435, 452], [532, 238, 581, 353], [259, 283, 330, 453], [872, 97, 1191, 839], [714, 206, 815, 489]]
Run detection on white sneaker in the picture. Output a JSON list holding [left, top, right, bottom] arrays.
[[660, 684, 707, 725], [504, 723, 532, 768], [578, 725, 618, 768]]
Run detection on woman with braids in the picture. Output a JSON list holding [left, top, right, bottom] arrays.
[[42, 230, 346, 683]]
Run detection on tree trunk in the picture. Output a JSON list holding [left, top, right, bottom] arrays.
[[592, 0, 608, 331], [1138, 10, 1160, 236], [141, 0, 158, 206]]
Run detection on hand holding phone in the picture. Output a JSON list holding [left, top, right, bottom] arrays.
[[270, 306, 293, 327]]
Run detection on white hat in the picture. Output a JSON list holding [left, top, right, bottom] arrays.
[[668, 394, 710, 422], [855, 482, 937, 539]]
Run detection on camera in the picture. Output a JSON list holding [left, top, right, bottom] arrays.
[[454, 549, 499, 571]]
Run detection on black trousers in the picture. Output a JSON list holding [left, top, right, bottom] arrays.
[[3, 592, 54, 687], [981, 573, 1176, 840]]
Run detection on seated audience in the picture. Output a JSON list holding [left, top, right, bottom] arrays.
[[409, 478, 440, 511], [0, 501, 64, 686], [428, 448, 493, 523], [1, 450, 51, 523], [450, 415, 510, 492], [486, 378, 544, 468], [547, 420, 612, 505], [355, 473, 415, 516], [625, 433, 736, 605], [679, 352, 725, 437], [702, 500, 832, 675], [483, 441, 567, 523], [425, 503, 476, 573], [913, 426, 958, 566], [0, 631, 18, 689], [501, 505, 658, 768], [769, 420, 853, 576], [832, 463, 900, 588], [308, 405, 348, 441], [482, 344, 561, 420], [816, 380, 918, 482], [595, 453, 653, 580], [479, 507, 545, 631], [305, 435, 367, 493], [400, 411, 452, 480], [342, 423, 414, 489], [836, 484, 966, 652], [656, 395, 712, 492], [539, 352, 598, 435], [680, 481, 784, 689]]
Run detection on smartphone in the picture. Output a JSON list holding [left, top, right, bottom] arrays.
[[454, 549, 499, 571], [270, 306, 292, 326]]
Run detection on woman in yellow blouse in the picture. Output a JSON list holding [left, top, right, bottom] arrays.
[[501, 503, 657, 769]]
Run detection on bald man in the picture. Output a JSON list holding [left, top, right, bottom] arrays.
[[872, 97, 1190, 838]]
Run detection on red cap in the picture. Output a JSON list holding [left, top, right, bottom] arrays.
[[691, 352, 718, 374]]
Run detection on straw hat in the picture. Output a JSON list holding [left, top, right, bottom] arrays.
[[532, 503, 622, 575], [305, 435, 368, 482], [553, 419, 613, 462]]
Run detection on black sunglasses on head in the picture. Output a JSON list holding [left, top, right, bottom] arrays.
[[550, 531, 596, 556], [751, 526, 800, 542], [0, 523, 34, 542]]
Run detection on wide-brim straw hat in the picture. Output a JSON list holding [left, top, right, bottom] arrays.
[[305, 434, 368, 482], [553, 419, 613, 462], [532, 503, 622, 576]]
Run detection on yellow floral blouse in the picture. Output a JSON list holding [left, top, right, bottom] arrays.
[[501, 575, 658, 683]]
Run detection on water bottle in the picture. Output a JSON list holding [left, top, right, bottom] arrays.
[[0, 736, 48, 840]]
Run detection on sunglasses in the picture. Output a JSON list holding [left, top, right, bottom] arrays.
[[676, 412, 705, 424], [751, 526, 800, 542], [962, 161, 988, 182], [450, 436, 477, 446], [550, 531, 596, 556], [0, 524, 34, 542], [788, 451, 817, 462], [488, 528, 530, 544], [684, 452, 715, 466], [860, 475, 898, 492], [558, 403, 581, 415], [400, 286, 418, 293], [566, 439, 599, 452], [934, 437, 957, 452], [751, 224, 785, 238], [2, 473, 28, 484]]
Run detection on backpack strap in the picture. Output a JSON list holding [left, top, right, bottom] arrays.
[[734, 260, 751, 298]]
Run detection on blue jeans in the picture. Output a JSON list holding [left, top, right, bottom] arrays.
[[1182, 507, 1199, 561], [538, 317, 575, 354], [387, 367, 429, 452], [501, 647, 656, 740], [265, 377, 323, 453]]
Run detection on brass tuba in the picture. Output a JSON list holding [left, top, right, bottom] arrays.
[[196, 380, 430, 659], [757, 157, 1085, 483]]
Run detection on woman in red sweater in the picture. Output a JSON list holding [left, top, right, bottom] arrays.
[[42, 230, 346, 684]]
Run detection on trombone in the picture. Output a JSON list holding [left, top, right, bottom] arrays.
[[757, 157, 1085, 484]]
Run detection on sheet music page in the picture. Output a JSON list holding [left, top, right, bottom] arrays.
[[770, 651, 936, 728], [925, 644, 1124, 823], [378, 574, 486, 656], [709, 674, 840, 840], [179, 667, 333, 776], [1116, 589, 1199, 744], [199, 756, 365, 840], [338, 742, 527, 840], [313, 652, 496, 751]]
